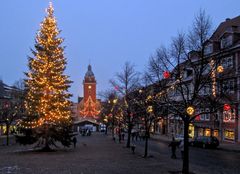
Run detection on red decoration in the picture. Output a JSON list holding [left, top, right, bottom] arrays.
[[114, 86, 119, 91], [4, 102, 9, 108], [224, 104, 231, 111], [163, 71, 170, 79], [195, 115, 200, 121]]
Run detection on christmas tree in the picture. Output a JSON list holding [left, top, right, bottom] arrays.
[[17, 2, 73, 150]]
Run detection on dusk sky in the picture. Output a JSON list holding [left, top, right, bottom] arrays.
[[0, 0, 239, 102]]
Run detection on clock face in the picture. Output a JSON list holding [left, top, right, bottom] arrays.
[[88, 85, 92, 89]]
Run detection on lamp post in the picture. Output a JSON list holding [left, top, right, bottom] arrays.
[[108, 98, 118, 140], [103, 117, 108, 135]]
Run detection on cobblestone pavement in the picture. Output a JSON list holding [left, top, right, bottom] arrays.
[[134, 136, 240, 174], [0, 133, 238, 174]]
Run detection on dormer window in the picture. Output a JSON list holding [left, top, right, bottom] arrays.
[[184, 68, 193, 78], [204, 44, 213, 55], [221, 35, 232, 48]]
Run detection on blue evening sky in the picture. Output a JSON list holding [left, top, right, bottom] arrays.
[[0, 0, 239, 101]]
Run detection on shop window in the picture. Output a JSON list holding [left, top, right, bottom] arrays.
[[213, 130, 219, 137], [198, 128, 204, 136], [224, 130, 235, 140], [205, 129, 211, 136], [205, 109, 210, 121], [200, 109, 205, 120], [188, 124, 194, 138]]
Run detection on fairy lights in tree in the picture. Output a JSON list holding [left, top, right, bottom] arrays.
[[217, 65, 224, 73]]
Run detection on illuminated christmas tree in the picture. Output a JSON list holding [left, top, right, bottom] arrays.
[[17, 3, 73, 150]]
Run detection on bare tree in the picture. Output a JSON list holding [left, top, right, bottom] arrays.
[[162, 11, 219, 174], [0, 79, 25, 145], [99, 91, 116, 136], [146, 10, 219, 174], [110, 62, 140, 148]]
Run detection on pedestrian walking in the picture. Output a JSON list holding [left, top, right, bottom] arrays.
[[135, 131, 139, 141], [118, 130, 122, 143], [168, 137, 177, 159], [72, 137, 77, 148], [179, 140, 184, 159], [122, 133, 125, 141]]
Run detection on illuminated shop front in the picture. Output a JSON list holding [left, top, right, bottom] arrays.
[[155, 118, 168, 134], [0, 124, 17, 135], [223, 109, 235, 123], [188, 123, 194, 138], [224, 129, 235, 141], [205, 128, 211, 136], [213, 130, 219, 137]]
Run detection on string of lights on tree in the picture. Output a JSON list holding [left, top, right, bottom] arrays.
[[79, 96, 100, 119], [20, 2, 72, 129], [137, 59, 229, 117]]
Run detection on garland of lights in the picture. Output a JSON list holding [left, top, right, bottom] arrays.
[[79, 96, 100, 118], [22, 2, 72, 129]]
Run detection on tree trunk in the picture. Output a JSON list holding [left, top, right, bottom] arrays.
[[126, 110, 132, 148], [182, 119, 189, 174], [126, 121, 131, 148], [42, 124, 51, 151], [6, 123, 9, 146], [112, 121, 114, 140], [144, 131, 149, 158], [105, 125, 108, 135]]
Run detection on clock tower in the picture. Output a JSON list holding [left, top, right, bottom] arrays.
[[78, 64, 100, 119], [83, 64, 96, 103]]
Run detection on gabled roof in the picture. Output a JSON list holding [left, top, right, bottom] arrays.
[[210, 16, 240, 40]]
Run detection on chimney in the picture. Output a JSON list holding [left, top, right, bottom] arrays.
[[225, 18, 231, 21]]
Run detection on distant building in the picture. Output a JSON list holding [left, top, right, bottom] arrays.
[[0, 80, 24, 136], [73, 65, 101, 132]]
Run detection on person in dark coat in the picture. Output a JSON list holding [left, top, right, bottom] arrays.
[[168, 137, 177, 159], [72, 137, 77, 148]]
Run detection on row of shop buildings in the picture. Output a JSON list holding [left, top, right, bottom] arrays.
[[0, 80, 23, 135], [154, 16, 240, 143]]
